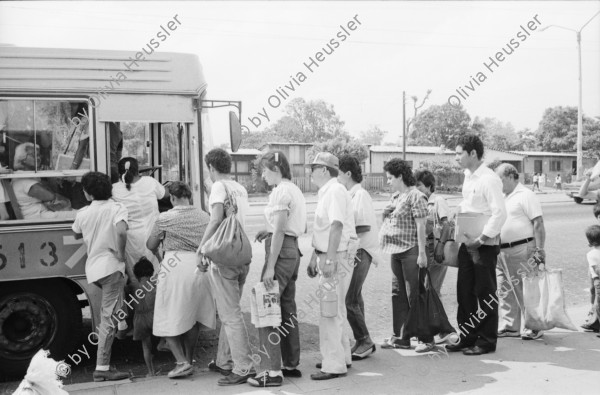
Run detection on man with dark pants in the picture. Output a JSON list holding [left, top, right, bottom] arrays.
[[447, 135, 507, 355]]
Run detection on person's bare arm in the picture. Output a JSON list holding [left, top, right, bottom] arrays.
[[263, 210, 287, 289], [415, 217, 428, 268], [322, 221, 343, 277], [532, 216, 546, 260], [356, 225, 371, 234]]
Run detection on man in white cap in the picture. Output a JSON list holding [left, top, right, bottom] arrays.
[[306, 152, 358, 381]]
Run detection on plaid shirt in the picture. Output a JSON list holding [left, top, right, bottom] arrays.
[[379, 187, 428, 254]]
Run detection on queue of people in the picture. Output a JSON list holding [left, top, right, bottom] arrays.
[[69, 136, 598, 388]]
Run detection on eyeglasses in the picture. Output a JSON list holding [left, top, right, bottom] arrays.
[[310, 165, 326, 172]]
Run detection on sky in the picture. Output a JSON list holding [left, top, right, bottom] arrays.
[[0, 1, 599, 146]]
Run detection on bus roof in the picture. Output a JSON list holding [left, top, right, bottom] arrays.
[[0, 46, 206, 96]]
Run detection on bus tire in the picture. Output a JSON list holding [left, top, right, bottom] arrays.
[[574, 197, 583, 204], [0, 280, 82, 378]]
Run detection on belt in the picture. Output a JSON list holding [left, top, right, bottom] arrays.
[[315, 250, 325, 254], [500, 237, 533, 249]]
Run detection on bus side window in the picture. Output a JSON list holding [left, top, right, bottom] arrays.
[[0, 99, 91, 222]]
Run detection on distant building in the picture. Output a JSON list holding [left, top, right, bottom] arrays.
[[368, 145, 455, 174], [508, 151, 595, 180], [226, 148, 261, 180]]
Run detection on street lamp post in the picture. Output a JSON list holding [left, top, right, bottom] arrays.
[[540, 11, 600, 180]]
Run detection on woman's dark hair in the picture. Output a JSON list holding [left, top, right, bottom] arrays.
[[81, 171, 112, 200], [168, 181, 192, 200], [414, 169, 436, 192], [456, 134, 484, 160], [134, 257, 154, 280], [339, 155, 363, 183], [383, 158, 416, 186], [586, 224, 600, 247], [260, 150, 292, 180], [117, 157, 139, 191], [204, 148, 232, 174]]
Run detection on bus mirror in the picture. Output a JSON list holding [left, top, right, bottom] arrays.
[[229, 111, 242, 153]]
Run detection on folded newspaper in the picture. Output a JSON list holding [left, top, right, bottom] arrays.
[[250, 281, 281, 328]]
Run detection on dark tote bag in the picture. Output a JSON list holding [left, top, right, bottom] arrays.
[[405, 268, 455, 339], [203, 181, 252, 267]]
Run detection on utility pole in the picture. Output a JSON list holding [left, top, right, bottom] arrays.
[[402, 91, 406, 160]]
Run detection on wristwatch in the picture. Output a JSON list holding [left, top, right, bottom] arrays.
[[325, 259, 334, 266]]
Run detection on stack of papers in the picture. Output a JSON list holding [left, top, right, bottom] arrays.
[[250, 281, 281, 328]]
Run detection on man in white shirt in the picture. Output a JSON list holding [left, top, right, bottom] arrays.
[[495, 164, 546, 341], [447, 135, 507, 356], [337, 155, 380, 360], [197, 148, 254, 386], [307, 152, 357, 380], [72, 172, 130, 382]]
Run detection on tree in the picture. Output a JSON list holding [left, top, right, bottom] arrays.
[[536, 106, 578, 151], [536, 107, 600, 155], [279, 98, 348, 143], [240, 128, 277, 149], [516, 128, 538, 151], [307, 137, 368, 164], [474, 116, 519, 150], [410, 103, 473, 149], [406, 89, 432, 137], [358, 125, 388, 145]]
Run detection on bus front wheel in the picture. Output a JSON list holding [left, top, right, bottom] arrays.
[[574, 197, 584, 204], [0, 280, 82, 378]]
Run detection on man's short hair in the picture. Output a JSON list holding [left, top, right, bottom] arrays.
[[414, 169, 436, 192], [586, 224, 600, 247], [383, 158, 416, 186], [168, 181, 192, 200], [456, 134, 484, 160], [339, 155, 363, 183], [497, 163, 519, 180], [593, 203, 600, 219], [81, 171, 112, 200], [205, 148, 232, 174]]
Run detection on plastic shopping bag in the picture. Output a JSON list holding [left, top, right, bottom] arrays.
[[405, 268, 455, 339], [522, 268, 577, 331]]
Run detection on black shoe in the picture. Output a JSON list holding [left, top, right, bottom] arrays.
[[282, 368, 302, 378], [310, 371, 346, 380], [93, 369, 130, 382], [208, 360, 232, 376], [218, 372, 253, 386], [581, 321, 600, 332], [463, 345, 495, 356], [247, 372, 283, 387], [316, 362, 351, 369], [446, 342, 472, 352]]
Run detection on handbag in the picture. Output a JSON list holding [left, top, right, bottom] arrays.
[[405, 268, 455, 339], [202, 181, 252, 267], [433, 199, 459, 267]]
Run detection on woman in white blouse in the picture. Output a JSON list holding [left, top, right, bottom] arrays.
[[248, 150, 307, 388]]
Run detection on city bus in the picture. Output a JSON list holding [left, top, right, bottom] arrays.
[[0, 46, 242, 376]]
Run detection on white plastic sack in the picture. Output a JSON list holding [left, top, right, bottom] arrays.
[[522, 268, 577, 331]]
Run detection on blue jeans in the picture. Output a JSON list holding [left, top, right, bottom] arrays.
[[391, 247, 433, 343], [257, 235, 301, 372], [94, 271, 125, 367], [346, 248, 372, 342], [209, 263, 254, 376]]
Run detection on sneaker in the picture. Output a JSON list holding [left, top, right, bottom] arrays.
[[581, 309, 600, 332], [497, 329, 520, 338], [380, 337, 410, 349], [414, 342, 435, 353], [168, 362, 193, 379], [521, 329, 543, 340], [352, 344, 376, 360], [435, 332, 460, 345], [218, 372, 254, 386], [247, 371, 283, 387]]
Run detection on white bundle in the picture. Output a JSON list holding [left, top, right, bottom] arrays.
[[13, 349, 69, 395], [250, 281, 281, 328]]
